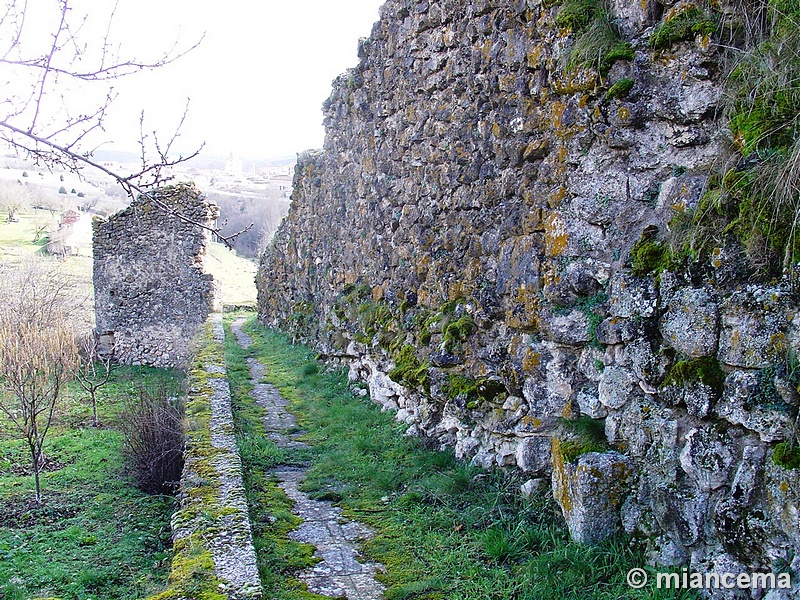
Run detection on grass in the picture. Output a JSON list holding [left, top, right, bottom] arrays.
[[673, 0, 800, 274], [226, 314, 696, 600], [555, 0, 634, 76], [0, 365, 183, 600], [0, 208, 59, 259]]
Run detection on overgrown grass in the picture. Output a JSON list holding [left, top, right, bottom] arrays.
[[230, 314, 695, 599], [670, 0, 800, 275], [556, 0, 634, 75], [0, 365, 182, 600]]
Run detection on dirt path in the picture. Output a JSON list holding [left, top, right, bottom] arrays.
[[230, 318, 385, 600]]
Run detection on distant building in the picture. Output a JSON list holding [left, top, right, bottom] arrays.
[[225, 153, 243, 177], [47, 211, 92, 256], [60, 209, 81, 226], [268, 175, 294, 197]]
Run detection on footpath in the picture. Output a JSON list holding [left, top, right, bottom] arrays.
[[230, 318, 385, 600]]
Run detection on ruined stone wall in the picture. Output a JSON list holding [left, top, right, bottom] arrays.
[[94, 183, 219, 368], [257, 0, 800, 589]]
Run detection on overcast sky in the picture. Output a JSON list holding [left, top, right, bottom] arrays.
[[86, 0, 385, 160]]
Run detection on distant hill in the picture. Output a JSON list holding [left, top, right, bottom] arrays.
[[92, 150, 297, 171]]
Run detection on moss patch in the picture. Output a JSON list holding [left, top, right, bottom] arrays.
[[649, 6, 717, 49], [773, 442, 800, 470], [665, 357, 726, 393], [606, 78, 634, 100], [388, 345, 430, 392]]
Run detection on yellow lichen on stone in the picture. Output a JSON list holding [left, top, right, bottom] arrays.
[[527, 46, 543, 69], [522, 348, 541, 372], [506, 284, 540, 330], [544, 213, 568, 257], [547, 184, 568, 207], [551, 436, 573, 514]]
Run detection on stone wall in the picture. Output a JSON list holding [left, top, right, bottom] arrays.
[[93, 183, 219, 368], [257, 0, 800, 590]]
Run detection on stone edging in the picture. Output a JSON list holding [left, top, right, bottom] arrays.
[[149, 313, 262, 600]]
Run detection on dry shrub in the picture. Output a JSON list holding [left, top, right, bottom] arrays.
[[120, 384, 185, 495]]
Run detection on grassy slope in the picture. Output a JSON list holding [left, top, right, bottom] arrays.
[[227, 315, 696, 600], [0, 367, 182, 600], [205, 242, 258, 306]]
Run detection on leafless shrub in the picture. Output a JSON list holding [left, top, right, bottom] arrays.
[[74, 334, 114, 427], [119, 384, 185, 495]]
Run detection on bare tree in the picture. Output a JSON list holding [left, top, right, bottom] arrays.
[[0, 257, 83, 502], [0, 1, 248, 244], [75, 333, 114, 427], [0, 319, 78, 502], [0, 179, 27, 221], [0, 256, 88, 331]]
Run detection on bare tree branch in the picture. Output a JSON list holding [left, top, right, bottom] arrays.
[[0, 0, 251, 246]]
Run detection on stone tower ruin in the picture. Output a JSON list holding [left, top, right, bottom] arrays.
[[93, 182, 220, 368]]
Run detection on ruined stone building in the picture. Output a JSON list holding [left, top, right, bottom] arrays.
[[93, 183, 220, 368]]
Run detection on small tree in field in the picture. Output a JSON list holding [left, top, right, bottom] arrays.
[[75, 334, 114, 427], [0, 257, 83, 502], [0, 319, 78, 502]]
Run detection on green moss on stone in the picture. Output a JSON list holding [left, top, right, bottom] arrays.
[[606, 78, 634, 99], [665, 357, 726, 393], [443, 374, 507, 407], [149, 533, 227, 600], [649, 7, 717, 49], [444, 374, 480, 403], [773, 441, 800, 469], [442, 313, 476, 351], [388, 345, 430, 392], [630, 238, 670, 276]]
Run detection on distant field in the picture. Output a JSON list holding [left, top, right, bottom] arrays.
[[205, 241, 258, 306]]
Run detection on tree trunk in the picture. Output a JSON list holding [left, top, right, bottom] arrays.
[[30, 445, 41, 503]]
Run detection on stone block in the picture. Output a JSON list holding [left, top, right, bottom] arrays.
[[552, 446, 635, 545], [660, 287, 719, 357], [609, 272, 658, 319]]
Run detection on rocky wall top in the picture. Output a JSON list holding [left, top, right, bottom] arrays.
[[257, 0, 800, 593], [94, 183, 219, 368]]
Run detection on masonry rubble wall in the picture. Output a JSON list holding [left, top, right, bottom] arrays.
[[93, 183, 220, 369], [256, 0, 800, 591]]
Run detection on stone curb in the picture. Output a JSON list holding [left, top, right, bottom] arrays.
[[148, 313, 262, 600]]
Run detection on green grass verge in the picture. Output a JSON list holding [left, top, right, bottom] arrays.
[[226, 314, 696, 600], [0, 365, 182, 600]]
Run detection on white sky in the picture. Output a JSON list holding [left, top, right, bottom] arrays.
[[18, 0, 385, 160]]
